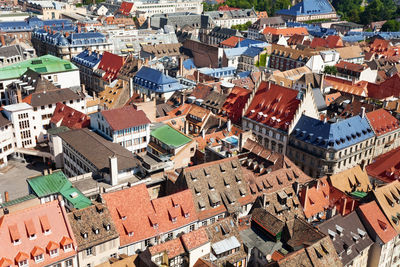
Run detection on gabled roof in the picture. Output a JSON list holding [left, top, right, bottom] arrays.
[[220, 36, 244, 48], [103, 184, 197, 246], [101, 105, 150, 131], [358, 201, 397, 244], [252, 208, 285, 236], [335, 61, 367, 73], [0, 200, 76, 266], [119, 1, 133, 15], [244, 81, 301, 132], [263, 27, 308, 36], [221, 86, 251, 124], [366, 109, 399, 137], [23, 87, 84, 107], [71, 49, 102, 69], [27, 170, 91, 210], [134, 66, 183, 92], [277, 0, 336, 16], [50, 102, 90, 129], [329, 166, 372, 195], [310, 35, 343, 49], [149, 238, 185, 259], [366, 147, 400, 183], [373, 180, 400, 233], [292, 114, 374, 150], [97, 52, 124, 82], [180, 228, 209, 251], [300, 178, 330, 219]]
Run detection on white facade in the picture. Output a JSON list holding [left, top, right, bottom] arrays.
[[77, 238, 119, 267], [306, 50, 340, 73], [187, 241, 211, 267], [2, 103, 36, 149], [90, 111, 150, 154], [132, 0, 203, 18], [0, 120, 14, 168]]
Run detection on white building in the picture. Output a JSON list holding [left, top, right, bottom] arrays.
[[0, 113, 14, 168], [131, 0, 203, 18], [90, 105, 151, 154], [305, 50, 340, 73], [205, 8, 258, 29]]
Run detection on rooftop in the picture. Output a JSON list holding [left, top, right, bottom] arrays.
[[101, 106, 151, 131], [151, 124, 192, 148]]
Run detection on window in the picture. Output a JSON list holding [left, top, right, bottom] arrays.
[[18, 260, 28, 267], [167, 232, 173, 239], [86, 247, 93, 256], [34, 254, 44, 263], [190, 225, 195, 231], [64, 243, 72, 252], [65, 259, 73, 267], [50, 248, 58, 257]]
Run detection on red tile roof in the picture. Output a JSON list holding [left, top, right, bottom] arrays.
[[0, 257, 12, 267], [263, 27, 308, 36], [366, 109, 399, 137], [367, 73, 400, 99], [0, 200, 77, 267], [149, 238, 185, 259], [180, 228, 209, 251], [335, 61, 367, 73], [324, 92, 341, 106], [119, 1, 134, 15], [310, 35, 343, 49], [324, 76, 369, 97], [220, 36, 244, 48], [300, 178, 330, 219], [358, 201, 397, 243], [50, 103, 90, 129], [244, 81, 301, 132], [221, 86, 251, 124], [98, 52, 124, 82], [218, 5, 240, 11], [31, 246, 44, 257], [101, 105, 151, 131], [366, 147, 400, 183], [103, 184, 197, 246]]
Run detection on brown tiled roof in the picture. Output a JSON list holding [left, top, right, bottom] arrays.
[[23, 88, 84, 107], [0, 112, 11, 128], [251, 208, 284, 236], [284, 217, 325, 250], [335, 61, 367, 73], [181, 157, 252, 219], [180, 228, 209, 251], [149, 238, 185, 259], [366, 147, 400, 183], [366, 108, 399, 137], [372, 180, 400, 233], [329, 166, 372, 195], [57, 128, 140, 172], [101, 105, 151, 131], [67, 203, 119, 251], [335, 46, 363, 60], [263, 187, 304, 221], [141, 43, 182, 58], [303, 236, 342, 267]]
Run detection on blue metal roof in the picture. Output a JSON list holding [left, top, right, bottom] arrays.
[[237, 71, 251, 78], [183, 58, 196, 70], [71, 50, 102, 69], [198, 66, 236, 78], [0, 18, 71, 32], [224, 47, 248, 58], [134, 66, 184, 93], [277, 0, 335, 16], [236, 39, 264, 48], [242, 46, 263, 57], [292, 114, 374, 150]]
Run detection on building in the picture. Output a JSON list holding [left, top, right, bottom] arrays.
[[0, 44, 36, 68], [0, 199, 78, 267], [93, 52, 124, 93], [0, 113, 13, 168], [205, 8, 258, 29], [372, 181, 400, 233], [180, 228, 211, 267], [90, 105, 151, 154], [50, 102, 90, 130], [221, 86, 251, 124], [318, 212, 373, 267], [67, 203, 120, 267], [32, 30, 112, 60], [166, 157, 253, 226], [287, 113, 375, 177], [242, 81, 319, 154], [238, 46, 264, 72], [366, 147, 400, 184], [128, 0, 203, 18], [205, 27, 242, 46], [53, 128, 141, 184], [27, 170, 92, 211], [247, 17, 286, 40], [132, 66, 184, 103], [276, 0, 338, 22], [366, 109, 400, 158], [357, 201, 398, 267], [269, 44, 319, 71], [102, 183, 198, 255], [71, 49, 102, 93], [0, 55, 80, 105], [147, 124, 195, 171], [334, 61, 377, 83], [148, 238, 186, 266], [335, 46, 364, 64]]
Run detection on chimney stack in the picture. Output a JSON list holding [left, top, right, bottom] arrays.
[[227, 119, 232, 132], [16, 89, 22, 103], [4, 191, 9, 202], [361, 106, 366, 118], [109, 155, 118, 186]]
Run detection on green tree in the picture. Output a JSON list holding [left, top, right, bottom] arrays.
[[381, 19, 400, 31], [323, 66, 338, 75]]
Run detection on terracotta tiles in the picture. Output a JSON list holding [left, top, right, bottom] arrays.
[[366, 108, 399, 137]]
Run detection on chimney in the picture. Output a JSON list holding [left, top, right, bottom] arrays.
[[202, 129, 205, 139], [262, 193, 267, 208], [396, 101, 400, 111], [0, 35, 5, 46], [109, 155, 118, 186], [81, 84, 86, 94], [16, 89, 22, 103], [361, 106, 366, 118], [341, 197, 347, 216], [4, 191, 9, 202], [179, 56, 183, 77], [3, 207, 9, 215], [227, 119, 232, 132]]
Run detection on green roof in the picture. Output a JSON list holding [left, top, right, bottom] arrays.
[[151, 124, 191, 148], [1, 194, 36, 207], [350, 191, 367, 198], [27, 170, 91, 209], [0, 55, 78, 81]]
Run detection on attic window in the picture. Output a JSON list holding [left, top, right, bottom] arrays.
[[128, 231, 134, 237], [104, 223, 111, 231], [335, 225, 343, 235], [82, 232, 88, 239], [93, 227, 100, 235]]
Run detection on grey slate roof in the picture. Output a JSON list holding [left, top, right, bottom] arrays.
[[150, 13, 214, 30], [312, 88, 327, 111], [317, 212, 373, 266], [205, 8, 257, 21], [0, 44, 25, 58]]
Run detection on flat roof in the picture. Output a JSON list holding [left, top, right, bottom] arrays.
[[151, 124, 191, 148], [3, 102, 32, 111]]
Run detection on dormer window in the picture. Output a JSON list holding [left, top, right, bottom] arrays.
[[184, 213, 190, 218], [171, 217, 177, 223], [18, 259, 28, 267], [122, 216, 127, 220], [128, 231, 134, 237], [50, 248, 58, 257], [93, 228, 99, 235], [45, 229, 51, 235], [13, 239, 21, 245], [29, 234, 36, 240], [153, 223, 159, 229], [82, 232, 88, 239], [63, 243, 72, 252], [34, 254, 44, 263], [104, 224, 111, 231]]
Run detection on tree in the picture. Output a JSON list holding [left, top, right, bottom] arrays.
[[323, 66, 338, 75], [381, 19, 400, 32], [232, 21, 252, 31]]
